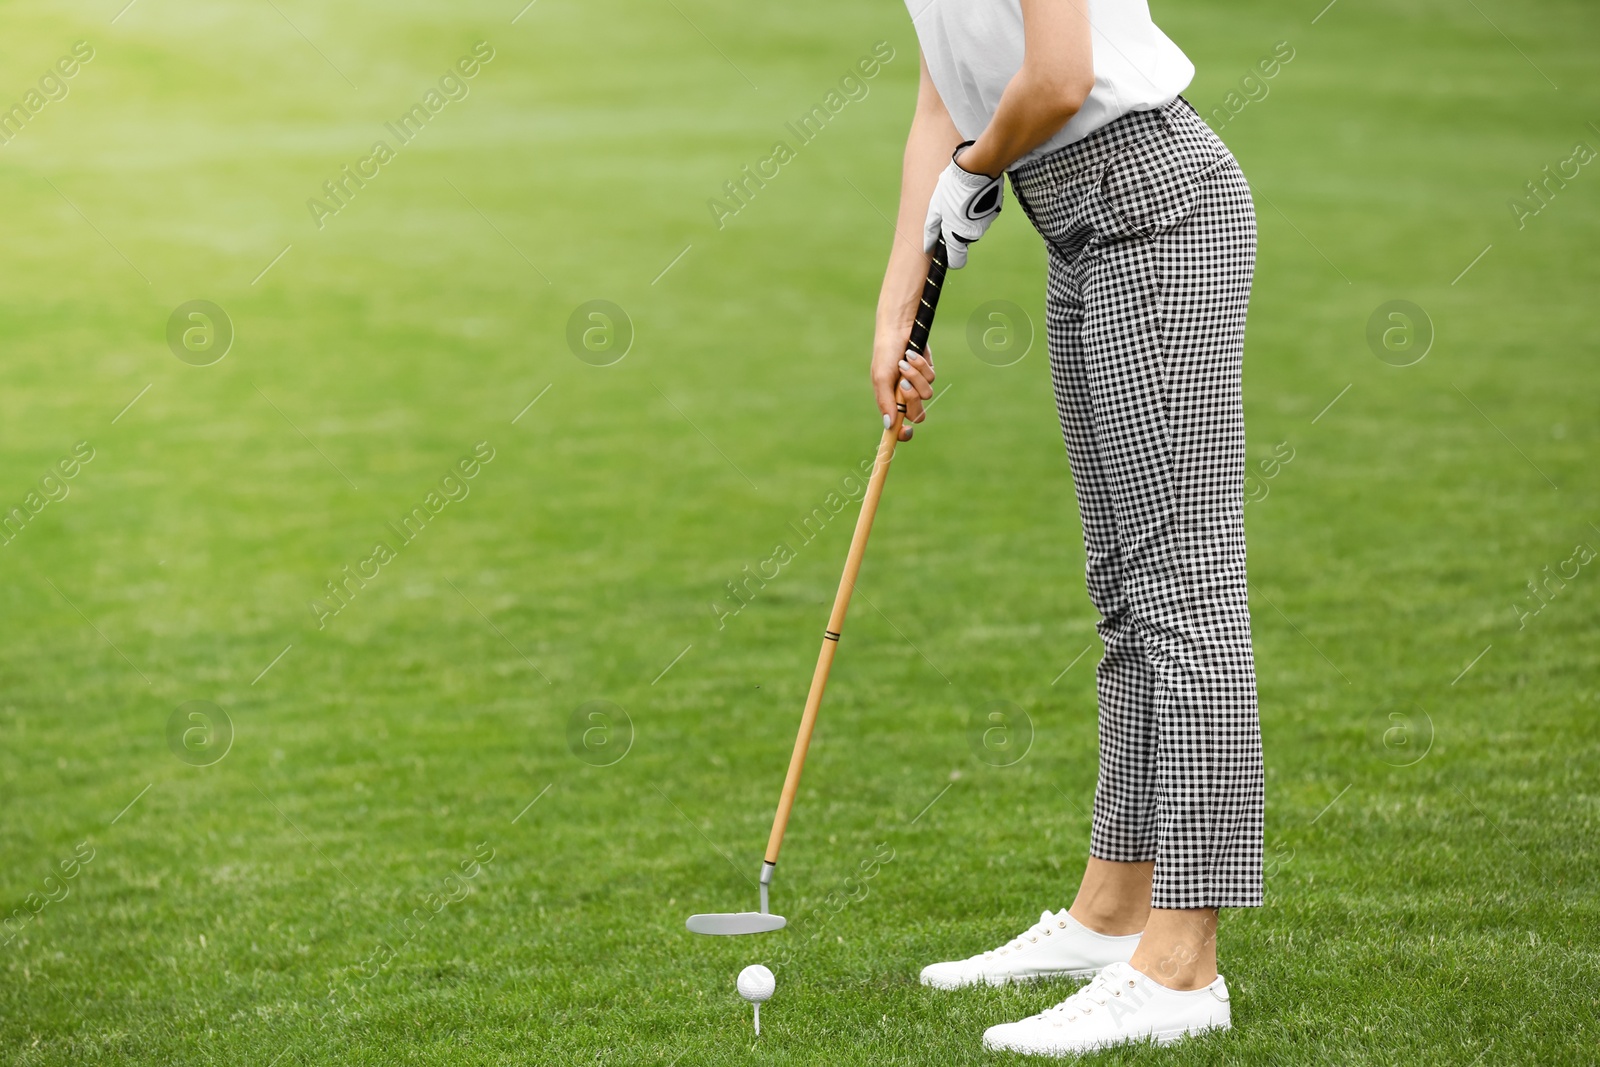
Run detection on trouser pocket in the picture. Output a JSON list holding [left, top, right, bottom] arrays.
[[1092, 104, 1233, 240]]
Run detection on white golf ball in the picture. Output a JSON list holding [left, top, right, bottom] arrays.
[[737, 964, 775, 1003]]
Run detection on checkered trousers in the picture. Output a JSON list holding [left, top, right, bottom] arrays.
[[1010, 97, 1264, 909]]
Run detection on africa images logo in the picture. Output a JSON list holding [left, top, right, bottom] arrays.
[[705, 41, 896, 230], [308, 442, 496, 629], [305, 42, 497, 230]]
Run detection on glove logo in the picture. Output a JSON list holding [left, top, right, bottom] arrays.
[[966, 179, 1003, 221]]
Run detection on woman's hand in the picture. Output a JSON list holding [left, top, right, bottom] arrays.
[[871, 324, 936, 442]]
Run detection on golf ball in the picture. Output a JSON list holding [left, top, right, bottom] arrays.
[[737, 964, 775, 1003]]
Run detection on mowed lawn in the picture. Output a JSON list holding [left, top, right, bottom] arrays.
[[1, 0, 1597, 1063]]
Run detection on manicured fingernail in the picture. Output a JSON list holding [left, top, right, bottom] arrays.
[[900, 379, 912, 392], [902, 426, 914, 440], [898, 360, 910, 372], [883, 413, 893, 428]]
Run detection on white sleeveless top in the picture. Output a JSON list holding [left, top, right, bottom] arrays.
[[906, 0, 1194, 168]]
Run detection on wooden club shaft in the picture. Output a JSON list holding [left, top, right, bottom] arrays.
[[764, 424, 900, 865], [761, 237, 945, 870]]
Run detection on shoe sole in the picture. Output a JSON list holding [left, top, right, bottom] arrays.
[[981, 1021, 1231, 1056], [920, 967, 1101, 991]]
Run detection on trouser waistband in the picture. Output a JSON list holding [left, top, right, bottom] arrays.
[[1009, 96, 1198, 194]]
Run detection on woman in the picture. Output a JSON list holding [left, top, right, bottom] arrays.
[[872, 0, 1264, 1056]]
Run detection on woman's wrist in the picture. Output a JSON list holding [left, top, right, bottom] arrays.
[[876, 315, 918, 347], [956, 138, 1005, 179], [876, 297, 918, 338]]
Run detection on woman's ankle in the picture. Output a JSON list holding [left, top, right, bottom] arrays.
[[1067, 902, 1148, 937], [1127, 908, 1219, 989], [1128, 949, 1217, 990], [1068, 857, 1155, 935]]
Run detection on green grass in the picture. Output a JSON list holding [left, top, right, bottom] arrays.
[[2, 0, 1598, 1063]]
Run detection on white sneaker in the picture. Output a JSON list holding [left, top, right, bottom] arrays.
[[981, 961, 1231, 1056], [919, 910, 1141, 990]]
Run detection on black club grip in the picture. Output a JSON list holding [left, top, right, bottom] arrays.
[[905, 237, 948, 359]]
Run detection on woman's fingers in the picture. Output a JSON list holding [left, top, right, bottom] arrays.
[[907, 349, 936, 386], [897, 376, 925, 426], [898, 350, 936, 400], [872, 338, 934, 441], [896, 347, 936, 428], [872, 358, 899, 424]]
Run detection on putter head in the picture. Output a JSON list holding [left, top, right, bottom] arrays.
[[685, 911, 787, 936]]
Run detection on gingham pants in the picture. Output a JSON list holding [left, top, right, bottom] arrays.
[[1011, 98, 1264, 909]]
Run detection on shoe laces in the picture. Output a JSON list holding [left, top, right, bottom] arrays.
[[978, 910, 1067, 959], [1040, 966, 1140, 1024]]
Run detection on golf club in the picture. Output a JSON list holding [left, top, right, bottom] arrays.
[[687, 236, 950, 936]]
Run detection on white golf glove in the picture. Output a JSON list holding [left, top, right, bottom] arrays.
[[923, 140, 1004, 269]]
